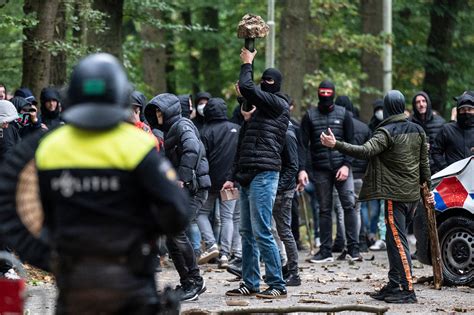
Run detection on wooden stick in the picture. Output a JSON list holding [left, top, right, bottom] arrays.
[[299, 193, 314, 254], [421, 182, 443, 289]]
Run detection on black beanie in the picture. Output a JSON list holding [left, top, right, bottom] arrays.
[[261, 68, 282, 94]]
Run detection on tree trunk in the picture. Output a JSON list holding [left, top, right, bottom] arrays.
[[50, 0, 67, 87], [181, 10, 200, 96], [200, 7, 221, 97], [22, 0, 60, 99], [87, 0, 124, 60], [359, 0, 384, 123], [72, 0, 89, 47], [422, 0, 462, 116], [140, 10, 167, 95], [279, 0, 310, 118]]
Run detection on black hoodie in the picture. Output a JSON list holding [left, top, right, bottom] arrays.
[[131, 90, 147, 122], [178, 94, 192, 119], [200, 98, 240, 192], [40, 88, 62, 129], [409, 91, 445, 171], [192, 91, 211, 130], [368, 99, 384, 131], [144, 93, 210, 191]]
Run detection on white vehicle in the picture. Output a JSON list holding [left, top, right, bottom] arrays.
[[414, 156, 473, 286]]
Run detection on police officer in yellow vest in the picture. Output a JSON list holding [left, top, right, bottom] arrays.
[[34, 53, 189, 314]]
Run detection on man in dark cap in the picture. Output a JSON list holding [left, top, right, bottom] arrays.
[[432, 92, 474, 170], [223, 48, 289, 299], [299, 80, 359, 263], [320, 90, 434, 304], [13, 87, 38, 105]]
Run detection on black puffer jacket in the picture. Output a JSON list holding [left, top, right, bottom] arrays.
[[144, 93, 211, 191], [300, 104, 354, 172], [231, 64, 289, 181], [278, 121, 298, 192], [201, 98, 240, 192], [336, 96, 371, 178], [40, 87, 62, 129], [431, 121, 474, 171], [409, 92, 445, 172]]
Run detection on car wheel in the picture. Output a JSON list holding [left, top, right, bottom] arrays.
[[438, 216, 474, 286]]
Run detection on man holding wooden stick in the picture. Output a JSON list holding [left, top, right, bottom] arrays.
[[320, 90, 435, 304]]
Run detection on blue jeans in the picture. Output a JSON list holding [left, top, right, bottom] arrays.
[[240, 171, 285, 291]]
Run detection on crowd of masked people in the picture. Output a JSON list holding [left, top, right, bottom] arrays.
[[0, 63, 473, 303]]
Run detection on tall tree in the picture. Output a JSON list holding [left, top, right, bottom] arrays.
[[87, 0, 124, 60], [359, 0, 384, 123], [22, 0, 60, 98], [50, 0, 67, 86], [182, 10, 200, 96], [422, 0, 462, 116], [200, 6, 221, 97], [140, 10, 167, 94], [279, 0, 310, 118]]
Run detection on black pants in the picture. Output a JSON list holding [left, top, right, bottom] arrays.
[[313, 170, 359, 254], [290, 192, 300, 243], [384, 199, 418, 291], [55, 261, 163, 314]]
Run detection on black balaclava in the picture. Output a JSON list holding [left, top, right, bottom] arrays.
[[457, 93, 474, 129], [317, 80, 335, 114], [261, 68, 282, 94], [383, 90, 406, 118]]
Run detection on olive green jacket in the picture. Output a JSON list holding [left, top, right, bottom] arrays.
[[334, 114, 431, 202]]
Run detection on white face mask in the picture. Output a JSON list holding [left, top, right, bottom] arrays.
[[197, 104, 205, 116], [375, 109, 384, 121]]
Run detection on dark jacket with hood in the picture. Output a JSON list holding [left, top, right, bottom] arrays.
[[431, 94, 474, 170], [230, 64, 290, 184], [333, 90, 430, 202], [144, 93, 211, 192], [40, 87, 62, 129], [192, 92, 211, 130], [278, 121, 298, 192], [200, 98, 240, 192], [131, 90, 147, 122], [409, 91, 445, 172], [335, 95, 371, 178], [178, 94, 192, 119]]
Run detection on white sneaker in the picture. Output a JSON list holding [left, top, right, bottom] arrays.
[[408, 234, 417, 246], [369, 240, 386, 251], [4, 268, 20, 280], [198, 244, 219, 265], [314, 237, 321, 248], [218, 255, 229, 269]]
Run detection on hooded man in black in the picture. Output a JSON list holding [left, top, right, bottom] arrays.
[[223, 48, 289, 299], [369, 99, 384, 131], [40, 87, 62, 129], [409, 91, 445, 172], [10, 96, 44, 137], [192, 92, 211, 130], [198, 98, 241, 267], [178, 94, 193, 119], [432, 93, 474, 170], [300, 80, 359, 263], [144, 93, 210, 302]]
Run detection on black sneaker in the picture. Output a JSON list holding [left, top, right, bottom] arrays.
[[308, 251, 334, 263], [369, 282, 400, 301], [336, 249, 348, 261], [285, 273, 301, 286], [226, 283, 259, 296], [256, 287, 287, 299], [384, 289, 417, 304], [347, 248, 363, 262], [179, 279, 206, 301], [226, 260, 242, 278]]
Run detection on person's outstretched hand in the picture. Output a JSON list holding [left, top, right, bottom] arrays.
[[240, 47, 257, 64], [320, 128, 336, 148]]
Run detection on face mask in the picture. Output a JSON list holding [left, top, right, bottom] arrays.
[[197, 104, 205, 117], [457, 113, 474, 128], [375, 109, 384, 121]]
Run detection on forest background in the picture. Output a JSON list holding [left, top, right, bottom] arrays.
[[0, 0, 473, 121]]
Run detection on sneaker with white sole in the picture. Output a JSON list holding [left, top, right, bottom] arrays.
[[198, 244, 219, 265], [226, 283, 258, 296], [256, 287, 287, 299], [218, 255, 229, 269], [308, 251, 334, 263], [370, 240, 387, 251]]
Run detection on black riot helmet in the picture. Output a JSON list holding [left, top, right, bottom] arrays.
[[63, 53, 132, 130]]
